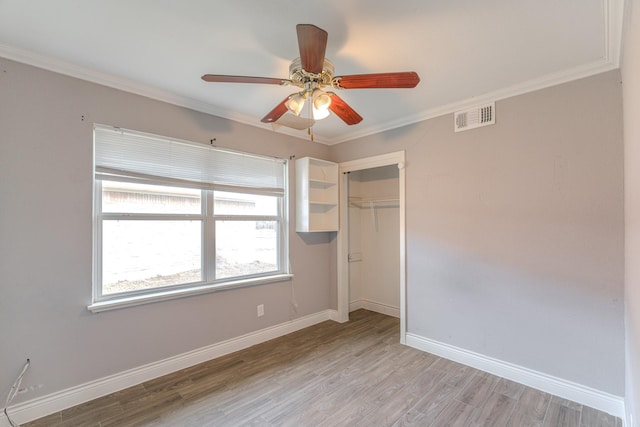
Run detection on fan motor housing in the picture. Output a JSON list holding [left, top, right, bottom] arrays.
[[289, 57, 335, 88]]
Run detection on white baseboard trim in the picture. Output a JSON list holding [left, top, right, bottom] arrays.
[[349, 299, 364, 312], [350, 299, 400, 318], [406, 333, 625, 420], [327, 309, 341, 322], [5, 309, 337, 426]]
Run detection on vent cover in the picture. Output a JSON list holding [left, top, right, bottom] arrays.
[[454, 102, 495, 132]]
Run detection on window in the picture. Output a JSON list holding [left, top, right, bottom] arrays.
[[90, 125, 289, 312]]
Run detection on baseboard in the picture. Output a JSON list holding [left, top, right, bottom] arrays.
[[405, 333, 626, 420], [349, 299, 364, 312], [327, 309, 341, 322], [350, 299, 400, 318], [4, 309, 337, 426]]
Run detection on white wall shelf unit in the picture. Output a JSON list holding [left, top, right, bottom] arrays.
[[296, 157, 339, 232]]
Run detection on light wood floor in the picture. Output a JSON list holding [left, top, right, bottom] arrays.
[[23, 310, 621, 427]]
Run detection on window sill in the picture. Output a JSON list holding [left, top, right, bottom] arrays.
[[87, 273, 294, 313]]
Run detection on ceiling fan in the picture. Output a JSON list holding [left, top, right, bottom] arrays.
[[201, 24, 420, 133]]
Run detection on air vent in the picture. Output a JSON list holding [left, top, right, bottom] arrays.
[[454, 102, 495, 132]]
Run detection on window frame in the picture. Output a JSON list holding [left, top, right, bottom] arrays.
[[209, 188, 286, 283], [89, 127, 291, 313]]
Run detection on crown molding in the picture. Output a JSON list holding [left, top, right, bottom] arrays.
[[0, 0, 623, 146], [322, 0, 624, 145], [0, 42, 300, 137], [322, 58, 619, 145]]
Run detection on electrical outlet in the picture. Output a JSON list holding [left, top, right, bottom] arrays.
[[257, 304, 264, 317]]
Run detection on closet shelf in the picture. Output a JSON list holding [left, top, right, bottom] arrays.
[[310, 201, 338, 206], [349, 197, 399, 208], [296, 157, 339, 232]]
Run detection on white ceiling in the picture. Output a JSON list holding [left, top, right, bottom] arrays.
[[0, 0, 624, 144]]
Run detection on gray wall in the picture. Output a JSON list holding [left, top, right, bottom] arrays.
[[330, 70, 625, 395], [623, 0, 640, 421], [0, 57, 335, 403], [0, 54, 626, 405]]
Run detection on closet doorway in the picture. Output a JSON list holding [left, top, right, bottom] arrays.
[[337, 151, 407, 344]]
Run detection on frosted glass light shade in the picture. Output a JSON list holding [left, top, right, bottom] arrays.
[[312, 106, 330, 120], [312, 89, 332, 111], [285, 93, 306, 116]]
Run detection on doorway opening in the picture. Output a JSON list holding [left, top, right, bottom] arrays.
[[337, 151, 407, 344]]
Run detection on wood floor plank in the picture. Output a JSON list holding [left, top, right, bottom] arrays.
[[431, 399, 479, 427], [319, 401, 379, 427], [17, 412, 63, 427], [457, 373, 501, 408], [432, 357, 477, 389], [20, 309, 621, 427], [99, 390, 183, 427], [506, 410, 544, 427], [354, 395, 420, 427], [543, 401, 582, 427], [402, 368, 447, 396], [494, 377, 526, 400], [393, 352, 441, 383], [552, 395, 584, 411], [516, 386, 552, 421], [469, 391, 517, 427], [580, 406, 619, 427], [59, 399, 122, 427], [391, 382, 460, 426]]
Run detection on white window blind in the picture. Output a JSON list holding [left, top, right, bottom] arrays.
[[94, 125, 286, 194]]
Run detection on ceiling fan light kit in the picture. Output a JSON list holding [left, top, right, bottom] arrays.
[[312, 89, 332, 111], [285, 92, 306, 116], [312, 104, 330, 120], [201, 24, 420, 134]]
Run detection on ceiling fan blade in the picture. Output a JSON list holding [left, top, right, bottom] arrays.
[[328, 93, 363, 125], [334, 72, 420, 89], [261, 98, 290, 123], [202, 74, 290, 85], [296, 24, 328, 74], [274, 114, 315, 130]]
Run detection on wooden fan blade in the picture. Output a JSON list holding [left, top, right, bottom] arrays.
[[296, 24, 328, 74], [274, 114, 315, 130], [261, 98, 290, 123], [334, 72, 420, 89], [328, 93, 363, 125], [202, 74, 290, 85]]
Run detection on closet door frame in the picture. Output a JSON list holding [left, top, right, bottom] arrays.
[[337, 151, 407, 344]]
